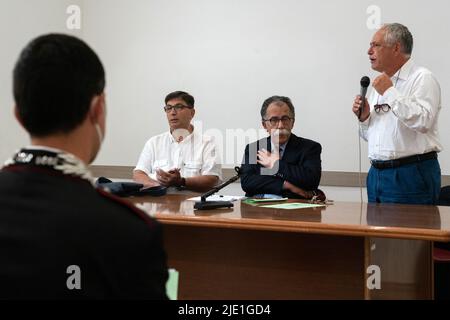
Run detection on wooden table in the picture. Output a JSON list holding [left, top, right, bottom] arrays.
[[131, 195, 450, 300]]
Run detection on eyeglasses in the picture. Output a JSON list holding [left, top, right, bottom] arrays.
[[163, 104, 193, 113], [369, 41, 391, 50], [374, 104, 391, 113], [263, 116, 294, 126], [369, 41, 395, 51], [369, 42, 383, 50]]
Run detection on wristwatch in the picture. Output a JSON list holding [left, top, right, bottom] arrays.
[[176, 177, 186, 190]]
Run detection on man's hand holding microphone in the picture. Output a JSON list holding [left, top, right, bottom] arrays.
[[353, 76, 371, 122]]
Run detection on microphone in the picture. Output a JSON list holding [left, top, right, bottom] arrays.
[[194, 167, 241, 210], [358, 76, 371, 120]]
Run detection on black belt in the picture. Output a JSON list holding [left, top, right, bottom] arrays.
[[371, 151, 437, 169]]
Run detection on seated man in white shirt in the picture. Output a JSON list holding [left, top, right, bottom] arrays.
[[133, 91, 221, 192]]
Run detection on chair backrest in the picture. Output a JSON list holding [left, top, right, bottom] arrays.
[[434, 187, 450, 264], [438, 186, 450, 206]]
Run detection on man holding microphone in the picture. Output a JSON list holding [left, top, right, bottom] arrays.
[[352, 23, 442, 204]]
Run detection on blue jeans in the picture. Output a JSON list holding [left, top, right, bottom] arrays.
[[367, 159, 441, 205]]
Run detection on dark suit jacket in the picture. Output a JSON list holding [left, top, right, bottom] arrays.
[[0, 164, 168, 300], [240, 134, 322, 198]]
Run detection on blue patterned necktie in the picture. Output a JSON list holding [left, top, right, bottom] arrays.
[[279, 146, 284, 159]]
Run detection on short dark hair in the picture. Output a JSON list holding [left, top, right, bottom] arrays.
[[261, 96, 295, 120], [165, 91, 195, 107], [13, 34, 105, 137]]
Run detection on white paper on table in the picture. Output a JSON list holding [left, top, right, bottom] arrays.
[[187, 195, 245, 202]]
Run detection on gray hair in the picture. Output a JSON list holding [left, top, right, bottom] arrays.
[[261, 96, 295, 120], [382, 23, 413, 56]]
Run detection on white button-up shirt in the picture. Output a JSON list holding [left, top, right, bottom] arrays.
[[360, 59, 443, 161], [134, 128, 222, 181]]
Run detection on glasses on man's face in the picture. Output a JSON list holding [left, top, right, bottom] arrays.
[[369, 42, 383, 50], [374, 104, 391, 113], [369, 41, 394, 51], [163, 104, 193, 113], [263, 116, 294, 127]]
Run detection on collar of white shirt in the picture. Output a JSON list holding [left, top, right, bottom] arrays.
[[169, 126, 196, 144], [395, 58, 414, 81]]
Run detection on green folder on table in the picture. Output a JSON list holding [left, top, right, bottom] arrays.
[[166, 268, 179, 300], [260, 202, 325, 210], [243, 198, 288, 204]]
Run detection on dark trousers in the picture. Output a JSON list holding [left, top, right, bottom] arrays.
[[367, 158, 441, 205]]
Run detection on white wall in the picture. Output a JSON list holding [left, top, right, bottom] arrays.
[[82, 0, 450, 173], [2, 0, 449, 175], [0, 0, 82, 162]]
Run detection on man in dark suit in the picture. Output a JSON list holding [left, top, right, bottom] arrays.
[[0, 34, 168, 299], [240, 96, 322, 199]]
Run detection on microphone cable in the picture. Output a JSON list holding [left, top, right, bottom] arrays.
[[358, 123, 363, 204], [357, 77, 370, 205], [357, 120, 364, 226]]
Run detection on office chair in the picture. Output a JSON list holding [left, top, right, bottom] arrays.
[[435, 186, 450, 300]]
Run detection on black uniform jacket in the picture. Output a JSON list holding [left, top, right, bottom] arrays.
[[0, 164, 168, 299]]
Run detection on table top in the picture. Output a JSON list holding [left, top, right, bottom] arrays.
[[130, 195, 450, 241]]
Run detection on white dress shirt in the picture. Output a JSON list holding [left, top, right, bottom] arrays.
[[134, 128, 222, 181], [360, 59, 443, 161]]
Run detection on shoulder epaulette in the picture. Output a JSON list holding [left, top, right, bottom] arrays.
[[96, 188, 157, 229]]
